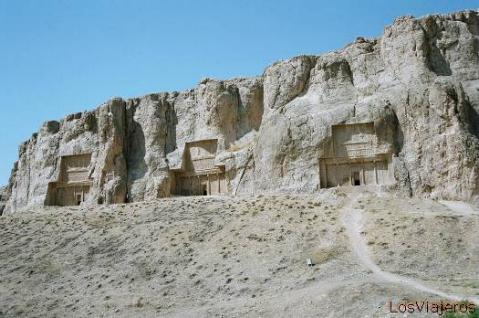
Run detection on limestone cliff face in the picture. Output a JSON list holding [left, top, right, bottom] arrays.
[[4, 10, 479, 212], [0, 186, 7, 215]]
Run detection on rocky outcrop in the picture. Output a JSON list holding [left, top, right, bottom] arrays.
[[4, 10, 479, 212], [0, 186, 7, 215]]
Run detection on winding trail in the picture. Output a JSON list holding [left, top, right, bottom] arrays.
[[439, 200, 479, 216], [340, 193, 479, 305]]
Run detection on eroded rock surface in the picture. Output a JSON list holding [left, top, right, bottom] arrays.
[[4, 10, 479, 212]]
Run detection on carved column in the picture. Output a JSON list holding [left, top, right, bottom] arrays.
[[197, 175, 200, 195], [207, 174, 211, 195], [362, 166, 365, 186]]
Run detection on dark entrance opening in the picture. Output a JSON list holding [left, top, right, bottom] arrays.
[[202, 185, 207, 196], [76, 194, 82, 205], [353, 171, 361, 186]]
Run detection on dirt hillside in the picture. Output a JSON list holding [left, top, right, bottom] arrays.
[[1, 189, 478, 317]]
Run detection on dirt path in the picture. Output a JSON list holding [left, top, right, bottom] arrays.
[[341, 193, 479, 305], [165, 276, 373, 317], [439, 200, 479, 216]]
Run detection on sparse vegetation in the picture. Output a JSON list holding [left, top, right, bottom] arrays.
[[443, 304, 478, 318], [1, 191, 478, 317]]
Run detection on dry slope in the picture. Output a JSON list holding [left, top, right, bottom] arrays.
[[1, 190, 478, 317]]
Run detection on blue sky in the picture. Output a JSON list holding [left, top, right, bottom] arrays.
[[0, 0, 477, 185]]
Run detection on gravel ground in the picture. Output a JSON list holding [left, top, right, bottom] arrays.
[[1, 189, 478, 317]]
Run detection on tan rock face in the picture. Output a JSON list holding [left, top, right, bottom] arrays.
[[4, 10, 479, 212]]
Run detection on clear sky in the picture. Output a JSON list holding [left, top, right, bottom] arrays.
[[0, 0, 477, 185]]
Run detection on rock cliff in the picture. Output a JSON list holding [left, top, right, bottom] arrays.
[[4, 10, 479, 212]]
